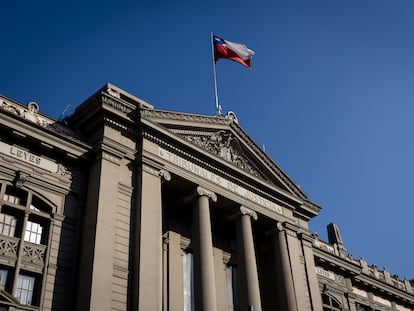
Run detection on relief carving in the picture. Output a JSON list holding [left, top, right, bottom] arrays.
[[177, 129, 272, 184], [0, 99, 77, 138]]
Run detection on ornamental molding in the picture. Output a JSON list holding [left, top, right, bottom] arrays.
[[0, 99, 77, 138], [102, 151, 121, 165], [103, 117, 138, 137], [141, 109, 230, 125], [142, 164, 171, 182], [102, 95, 134, 115]]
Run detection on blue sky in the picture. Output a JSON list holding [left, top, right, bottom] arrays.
[[2, 1, 413, 279]]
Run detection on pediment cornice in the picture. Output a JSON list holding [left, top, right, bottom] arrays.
[[140, 108, 309, 201]]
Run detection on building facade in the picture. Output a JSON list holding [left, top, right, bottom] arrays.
[[0, 84, 412, 311]]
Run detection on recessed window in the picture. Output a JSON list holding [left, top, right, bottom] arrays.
[[0, 213, 17, 237], [4, 186, 27, 206], [322, 293, 342, 311], [15, 274, 35, 305], [0, 269, 8, 288], [226, 265, 240, 311], [182, 251, 194, 311], [24, 221, 43, 245]]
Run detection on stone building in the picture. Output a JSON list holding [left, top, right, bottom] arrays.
[[0, 84, 412, 311]]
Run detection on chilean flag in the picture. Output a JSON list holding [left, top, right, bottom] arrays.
[[213, 35, 255, 69]]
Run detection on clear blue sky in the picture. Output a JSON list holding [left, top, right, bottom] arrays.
[[2, 1, 413, 279]]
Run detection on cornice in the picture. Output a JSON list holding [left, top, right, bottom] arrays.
[[0, 95, 77, 139], [314, 248, 414, 303], [140, 108, 230, 126], [354, 274, 414, 302], [141, 108, 307, 198], [141, 117, 303, 207]]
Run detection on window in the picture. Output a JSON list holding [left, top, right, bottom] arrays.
[[182, 251, 194, 311], [24, 221, 43, 245], [356, 303, 370, 311], [0, 269, 8, 288], [0, 213, 17, 237], [0, 184, 53, 306], [322, 293, 342, 311], [15, 274, 35, 305], [226, 265, 240, 311]]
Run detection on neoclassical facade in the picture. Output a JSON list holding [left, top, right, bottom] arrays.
[[0, 84, 412, 311]]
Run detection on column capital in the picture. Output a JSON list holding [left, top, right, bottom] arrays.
[[240, 206, 258, 221], [196, 186, 217, 202], [142, 164, 171, 182]]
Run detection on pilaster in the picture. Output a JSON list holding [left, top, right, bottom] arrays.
[[76, 146, 122, 311], [134, 162, 170, 311], [284, 222, 311, 311], [272, 222, 298, 311], [299, 232, 324, 311]]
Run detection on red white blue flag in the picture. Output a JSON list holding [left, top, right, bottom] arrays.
[[213, 35, 255, 69]]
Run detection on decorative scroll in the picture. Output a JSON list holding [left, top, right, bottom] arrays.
[[142, 164, 171, 182], [196, 186, 217, 202], [240, 206, 258, 220]]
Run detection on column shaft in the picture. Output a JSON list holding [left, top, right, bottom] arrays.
[[274, 223, 298, 311], [237, 207, 262, 311], [193, 187, 217, 311]]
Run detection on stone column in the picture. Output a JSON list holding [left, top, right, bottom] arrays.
[[12, 211, 29, 297], [134, 163, 170, 311], [193, 186, 217, 311], [273, 222, 298, 311], [237, 206, 262, 311]]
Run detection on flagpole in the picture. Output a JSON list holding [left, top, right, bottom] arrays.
[[211, 32, 222, 116]]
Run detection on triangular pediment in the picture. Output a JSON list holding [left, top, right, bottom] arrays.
[[141, 109, 308, 200]]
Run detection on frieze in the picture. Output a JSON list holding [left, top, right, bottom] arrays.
[[0, 99, 76, 138], [159, 147, 283, 215], [144, 131, 286, 213]]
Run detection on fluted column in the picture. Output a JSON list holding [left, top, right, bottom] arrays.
[[273, 222, 297, 311], [193, 186, 217, 311], [237, 206, 262, 311]]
